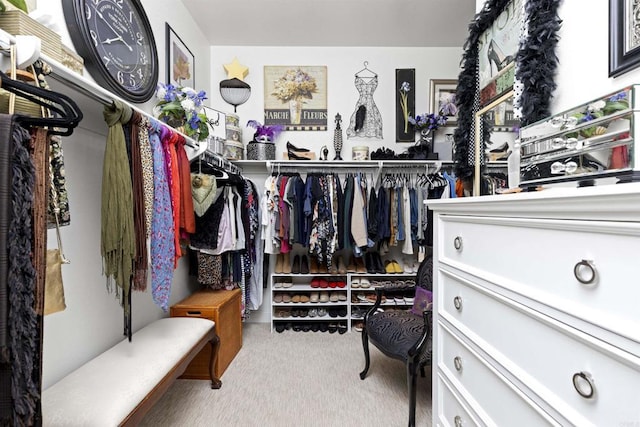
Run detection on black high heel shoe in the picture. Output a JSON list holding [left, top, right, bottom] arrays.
[[287, 149, 310, 160], [487, 39, 513, 72], [287, 141, 310, 152]]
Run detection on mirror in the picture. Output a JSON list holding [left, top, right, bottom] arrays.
[[454, 0, 562, 189], [473, 90, 516, 195]]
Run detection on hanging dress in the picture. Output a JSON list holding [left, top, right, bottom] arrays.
[[346, 76, 383, 139]]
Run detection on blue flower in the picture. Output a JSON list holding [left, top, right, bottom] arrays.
[[609, 92, 627, 102]]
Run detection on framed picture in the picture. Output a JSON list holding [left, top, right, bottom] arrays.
[[609, 0, 640, 77], [166, 23, 195, 87], [396, 68, 416, 142], [430, 79, 458, 126], [264, 66, 327, 131]]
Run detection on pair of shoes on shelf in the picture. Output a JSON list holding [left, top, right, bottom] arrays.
[[384, 260, 403, 274], [275, 253, 291, 274], [291, 254, 310, 274], [364, 252, 385, 274], [287, 141, 311, 160], [354, 256, 366, 273], [403, 258, 418, 274], [351, 278, 371, 288], [335, 256, 347, 274]]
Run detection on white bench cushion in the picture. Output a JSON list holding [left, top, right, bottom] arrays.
[[43, 317, 215, 427]]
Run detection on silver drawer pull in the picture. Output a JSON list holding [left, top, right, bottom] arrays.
[[453, 356, 463, 372], [453, 296, 463, 311], [453, 236, 463, 251], [572, 371, 595, 399], [454, 415, 463, 427], [574, 260, 596, 285]]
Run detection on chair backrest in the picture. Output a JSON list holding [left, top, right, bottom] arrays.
[[415, 256, 433, 292]]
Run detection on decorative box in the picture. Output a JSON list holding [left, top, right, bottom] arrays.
[[0, 11, 62, 62], [225, 113, 240, 128], [225, 125, 241, 144], [224, 140, 244, 161], [519, 86, 637, 187], [246, 141, 275, 160], [352, 146, 369, 161]]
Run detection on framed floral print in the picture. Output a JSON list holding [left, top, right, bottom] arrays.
[[430, 79, 458, 127], [264, 66, 327, 131], [166, 23, 195, 88]]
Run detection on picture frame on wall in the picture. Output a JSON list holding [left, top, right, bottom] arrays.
[[609, 0, 640, 77], [166, 23, 195, 87], [264, 66, 328, 131], [430, 79, 458, 126]]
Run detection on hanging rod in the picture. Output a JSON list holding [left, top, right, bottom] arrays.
[[200, 149, 242, 176], [266, 160, 384, 169]]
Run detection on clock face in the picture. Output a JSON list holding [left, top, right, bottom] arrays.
[[63, 0, 159, 103]]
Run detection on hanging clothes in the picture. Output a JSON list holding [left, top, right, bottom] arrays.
[[101, 101, 134, 317], [148, 120, 175, 312], [127, 111, 148, 291], [2, 117, 39, 425]]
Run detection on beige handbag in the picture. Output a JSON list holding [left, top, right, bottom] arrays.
[[44, 155, 70, 315]]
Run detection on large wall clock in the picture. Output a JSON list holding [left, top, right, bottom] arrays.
[[62, 0, 159, 103]]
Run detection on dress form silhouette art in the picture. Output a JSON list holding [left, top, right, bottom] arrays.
[[347, 61, 382, 139], [333, 113, 344, 160]]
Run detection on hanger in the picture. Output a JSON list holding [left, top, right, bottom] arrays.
[[0, 69, 82, 136], [355, 61, 377, 79]]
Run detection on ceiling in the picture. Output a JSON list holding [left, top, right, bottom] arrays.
[[181, 0, 476, 47]]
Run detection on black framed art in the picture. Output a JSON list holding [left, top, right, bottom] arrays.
[[609, 0, 640, 77], [396, 68, 416, 142], [166, 23, 195, 87]]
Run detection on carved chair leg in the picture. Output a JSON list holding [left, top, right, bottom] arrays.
[[208, 332, 222, 389], [359, 326, 371, 380], [407, 359, 419, 427]]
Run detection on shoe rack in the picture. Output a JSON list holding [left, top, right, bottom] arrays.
[[271, 273, 350, 334], [270, 271, 419, 334], [349, 274, 417, 332]]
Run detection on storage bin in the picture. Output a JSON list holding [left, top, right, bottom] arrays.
[[224, 140, 244, 160], [246, 141, 275, 160]]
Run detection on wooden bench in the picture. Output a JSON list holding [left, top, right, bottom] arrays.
[[42, 317, 222, 426]]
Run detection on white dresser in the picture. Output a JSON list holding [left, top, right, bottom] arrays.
[[427, 183, 640, 426]]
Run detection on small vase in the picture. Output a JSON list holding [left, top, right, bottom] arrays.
[[419, 129, 439, 160], [289, 99, 303, 125]]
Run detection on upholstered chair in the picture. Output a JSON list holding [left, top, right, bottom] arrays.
[[359, 256, 433, 427]]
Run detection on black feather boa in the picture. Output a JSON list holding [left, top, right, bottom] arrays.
[[453, 0, 562, 178]]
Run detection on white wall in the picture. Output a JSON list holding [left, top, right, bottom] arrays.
[[39, 0, 212, 389], [209, 46, 464, 160]]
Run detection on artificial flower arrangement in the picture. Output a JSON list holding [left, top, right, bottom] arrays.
[[566, 91, 629, 138], [271, 68, 318, 103], [408, 112, 449, 132], [247, 120, 284, 143], [154, 82, 210, 141]]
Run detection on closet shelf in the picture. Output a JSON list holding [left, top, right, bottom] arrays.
[[265, 159, 453, 174], [36, 52, 239, 173]]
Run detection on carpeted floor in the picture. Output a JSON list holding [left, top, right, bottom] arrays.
[[140, 322, 432, 427]]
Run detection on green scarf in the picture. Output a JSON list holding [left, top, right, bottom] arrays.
[[101, 101, 134, 313]]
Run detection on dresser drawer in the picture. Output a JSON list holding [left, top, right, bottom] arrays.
[[439, 271, 640, 426], [437, 322, 560, 427], [436, 374, 481, 427], [437, 215, 640, 344]]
